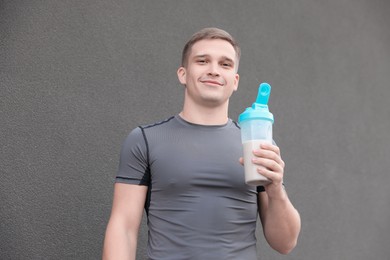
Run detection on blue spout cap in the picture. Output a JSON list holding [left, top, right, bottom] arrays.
[[238, 82, 274, 124], [256, 83, 271, 105]]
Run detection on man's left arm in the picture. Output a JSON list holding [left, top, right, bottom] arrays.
[[252, 143, 301, 254]]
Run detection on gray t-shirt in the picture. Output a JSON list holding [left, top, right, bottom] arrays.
[[116, 115, 264, 260]]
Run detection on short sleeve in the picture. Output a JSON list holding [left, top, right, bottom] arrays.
[[115, 127, 150, 186]]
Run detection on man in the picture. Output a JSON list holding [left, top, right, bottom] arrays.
[[103, 27, 301, 260]]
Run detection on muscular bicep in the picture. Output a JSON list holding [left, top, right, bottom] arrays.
[[109, 183, 148, 232], [103, 183, 148, 259]]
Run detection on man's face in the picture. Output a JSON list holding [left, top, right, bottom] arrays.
[[177, 39, 239, 108]]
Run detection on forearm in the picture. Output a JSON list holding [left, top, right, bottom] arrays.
[[102, 220, 137, 260], [261, 190, 301, 254]]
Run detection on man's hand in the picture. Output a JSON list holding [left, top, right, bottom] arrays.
[[240, 143, 301, 254], [240, 142, 285, 198]]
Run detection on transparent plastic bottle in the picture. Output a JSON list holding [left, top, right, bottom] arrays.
[[238, 83, 274, 186]]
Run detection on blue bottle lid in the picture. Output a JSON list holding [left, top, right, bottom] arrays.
[[238, 83, 274, 124]]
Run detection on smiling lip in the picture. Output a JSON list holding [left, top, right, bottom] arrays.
[[200, 79, 224, 86]]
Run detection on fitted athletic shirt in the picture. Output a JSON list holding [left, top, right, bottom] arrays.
[[116, 115, 265, 260]]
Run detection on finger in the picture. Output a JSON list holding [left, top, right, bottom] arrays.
[[257, 166, 283, 183], [239, 157, 244, 166], [252, 157, 284, 174], [259, 143, 281, 156], [253, 149, 285, 168]]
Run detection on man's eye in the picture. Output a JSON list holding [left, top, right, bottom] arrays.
[[222, 63, 232, 67], [197, 60, 206, 64]]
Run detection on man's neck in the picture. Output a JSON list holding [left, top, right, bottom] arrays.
[[180, 103, 229, 126]]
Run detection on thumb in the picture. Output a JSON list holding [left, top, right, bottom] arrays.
[[239, 157, 244, 166]]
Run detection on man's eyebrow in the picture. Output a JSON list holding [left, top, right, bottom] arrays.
[[193, 54, 235, 63], [221, 56, 234, 63], [193, 54, 209, 59]]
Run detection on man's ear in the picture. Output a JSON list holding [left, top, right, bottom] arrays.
[[177, 67, 186, 85], [233, 73, 240, 91]]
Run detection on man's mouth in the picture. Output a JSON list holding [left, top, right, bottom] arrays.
[[199, 79, 224, 86]]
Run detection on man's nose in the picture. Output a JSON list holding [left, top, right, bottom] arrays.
[[207, 62, 220, 76]]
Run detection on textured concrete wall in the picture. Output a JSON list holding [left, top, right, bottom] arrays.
[[1, 0, 389, 259]]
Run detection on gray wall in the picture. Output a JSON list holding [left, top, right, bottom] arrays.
[[1, 0, 389, 259]]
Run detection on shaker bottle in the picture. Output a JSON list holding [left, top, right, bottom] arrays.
[[238, 82, 274, 186]]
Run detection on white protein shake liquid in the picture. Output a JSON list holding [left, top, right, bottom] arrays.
[[243, 140, 272, 186]]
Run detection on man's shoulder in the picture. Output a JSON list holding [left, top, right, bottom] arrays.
[[231, 119, 240, 130], [124, 116, 176, 141], [139, 116, 176, 130]]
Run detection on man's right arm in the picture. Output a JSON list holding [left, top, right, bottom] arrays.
[[102, 183, 148, 260]]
